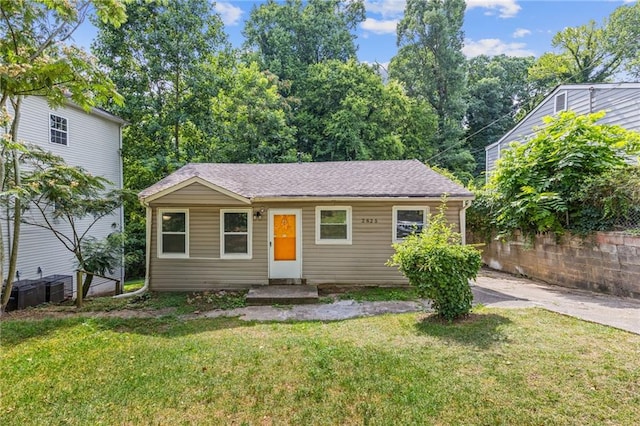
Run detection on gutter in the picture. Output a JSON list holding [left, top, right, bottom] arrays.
[[459, 199, 473, 245], [113, 204, 151, 299]]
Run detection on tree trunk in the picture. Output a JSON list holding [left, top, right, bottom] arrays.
[[82, 273, 93, 298], [1, 96, 23, 312]]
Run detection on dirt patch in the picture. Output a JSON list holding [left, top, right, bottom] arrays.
[[1, 307, 177, 321]]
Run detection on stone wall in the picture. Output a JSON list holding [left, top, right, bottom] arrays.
[[475, 232, 640, 299]]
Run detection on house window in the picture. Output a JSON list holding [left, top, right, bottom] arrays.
[[554, 92, 567, 114], [221, 209, 252, 259], [50, 114, 68, 146], [393, 206, 429, 242], [315, 206, 352, 244], [158, 209, 188, 258]]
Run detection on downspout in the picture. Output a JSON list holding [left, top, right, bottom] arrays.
[[118, 123, 125, 287], [113, 203, 151, 298], [460, 199, 472, 245]]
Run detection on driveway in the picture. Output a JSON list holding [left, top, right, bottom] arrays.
[[196, 269, 640, 335], [472, 269, 640, 334]]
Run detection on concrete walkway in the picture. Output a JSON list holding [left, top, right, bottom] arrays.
[[472, 269, 640, 334], [193, 270, 640, 334]]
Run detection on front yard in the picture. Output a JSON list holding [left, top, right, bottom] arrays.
[[1, 306, 639, 425]]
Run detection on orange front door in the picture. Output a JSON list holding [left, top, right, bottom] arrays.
[[269, 209, 302, 279], [274, 214, 296, 261]]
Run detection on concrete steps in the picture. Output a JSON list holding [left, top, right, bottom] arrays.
[[246, 285, 319, 306]]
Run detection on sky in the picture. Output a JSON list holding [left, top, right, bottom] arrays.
[[75, 0, 637, 67]]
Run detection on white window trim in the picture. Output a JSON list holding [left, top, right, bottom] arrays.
[[49, 113, 69, 147], [315, 206, 352, 245], [157, 208, 189, 259], [554, 91, 567, 114], [392, 206, 429, 243], [220, 208, 253, 259]]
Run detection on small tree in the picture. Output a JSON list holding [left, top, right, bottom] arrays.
[[487, 111, 640, 240], [24, 162, 132, 297], [388, 205, 482, 321]]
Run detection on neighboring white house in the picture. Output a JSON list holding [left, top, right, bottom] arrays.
[[3, 96, 125, 296], [486, 82, 640, 175]]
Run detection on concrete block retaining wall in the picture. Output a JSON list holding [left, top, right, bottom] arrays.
[[474, 232, 640, 299]]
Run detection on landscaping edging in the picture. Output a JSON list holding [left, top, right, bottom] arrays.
[[473, 232, 640, 299]]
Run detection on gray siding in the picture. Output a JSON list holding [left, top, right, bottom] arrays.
[[487, 85, 640, 173], [149, 190, 465, 290]]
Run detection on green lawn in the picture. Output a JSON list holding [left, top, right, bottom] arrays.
[[1, 308, 639, 425]]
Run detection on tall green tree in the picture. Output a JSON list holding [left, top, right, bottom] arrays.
[[466, 55, 538, 174], [243, 0, 365, 83], [93, 0, 228, 165], [391, 0, 474, 177], [528, 2, 640, 87], [296, 59, 436, 161], [93, 0, 228, 278], [196, 58, 298, 164], [0, 0, 126, 311]]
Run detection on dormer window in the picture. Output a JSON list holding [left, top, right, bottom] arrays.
[[554, 92, 567, 114], [50, 114, 68, 146]]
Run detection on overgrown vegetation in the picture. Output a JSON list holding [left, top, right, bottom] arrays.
[[388, 206, 482, 320], [2, 308, 639, 425], [469, 112, 640, 241]]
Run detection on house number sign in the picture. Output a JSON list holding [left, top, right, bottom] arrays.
[[361, 218, 378, 224]]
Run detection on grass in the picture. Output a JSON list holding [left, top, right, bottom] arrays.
[[333, 286, 419, 302], [1, 308, 639, 425]]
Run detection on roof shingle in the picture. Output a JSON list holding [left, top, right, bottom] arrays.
[[139, 160, 473, 200]]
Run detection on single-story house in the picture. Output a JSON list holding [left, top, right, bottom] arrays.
[[138, 160, 474, 291], [485, 82, 640, 176]]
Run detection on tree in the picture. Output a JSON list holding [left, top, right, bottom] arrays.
[[466, 55, 538, 174], [201, 59, 298, 164], [243, 0, 365, 83], [93, 0, 228, 278], [486, 111, 640, 240], [528, 2, 640, 87], [24, 163, 131, 297], [93, 0, 228, 163], [295, 59, 436, 161], [0, 0, 126, 311], [391, 0, 474, 177]]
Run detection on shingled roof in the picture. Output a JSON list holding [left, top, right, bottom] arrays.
[[139, 160, 474, 200]]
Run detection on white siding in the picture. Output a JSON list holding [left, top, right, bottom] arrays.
[[3, 96, 124, 294]]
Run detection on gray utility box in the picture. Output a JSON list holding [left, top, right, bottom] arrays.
[[42, 275, 73, 299]]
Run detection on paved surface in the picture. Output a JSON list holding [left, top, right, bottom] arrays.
[[472, 269, 640, 334], [192, 269, 640, 334]]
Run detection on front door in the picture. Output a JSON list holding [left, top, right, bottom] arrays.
[[269, 209, 302, 279]]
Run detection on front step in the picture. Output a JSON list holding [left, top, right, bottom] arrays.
[[246, 285, 318, 306], [268, 278, 307, 286]]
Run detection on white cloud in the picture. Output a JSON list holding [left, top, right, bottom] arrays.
[[463, 38, 534, 57], [512, 28, 531, 38], [361, 18, 399, 35], [214, 2, 243, 26], [466, 0, 521, 18], [365, 0, 406, 18]]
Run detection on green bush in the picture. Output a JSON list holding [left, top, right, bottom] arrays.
[[388, 206, 482, 321], [471, 111, 640, 241]]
